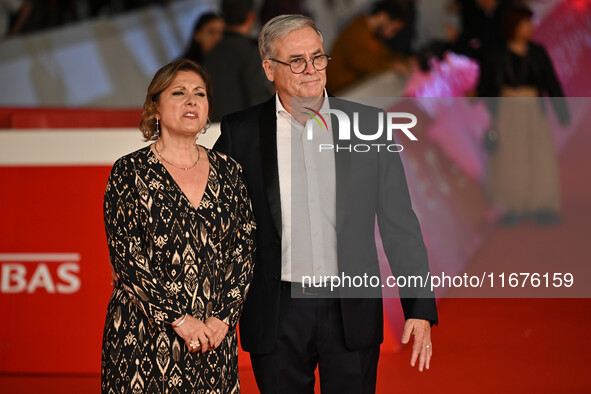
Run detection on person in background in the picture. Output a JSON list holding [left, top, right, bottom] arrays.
[[203, 0, 273, 122], [0, 0, 31, 38], [327, 0, 411, 93], [478, 5, 570, 226], [454, 0, 513, 61], [259, 0, 306, 26], [101, 59, 256, 393], [413, 0, 460, 51], [180, 12, 225, 64], [384, 0, 416, 55]]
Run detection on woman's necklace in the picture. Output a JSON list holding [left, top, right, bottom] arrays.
[[154, 142, 200, 171]]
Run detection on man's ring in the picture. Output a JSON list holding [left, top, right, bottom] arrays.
[[425, 345, 432, 348], [190, 340, 200, 349]]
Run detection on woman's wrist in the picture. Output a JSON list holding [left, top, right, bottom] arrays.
[[173, 313, 188, 328]]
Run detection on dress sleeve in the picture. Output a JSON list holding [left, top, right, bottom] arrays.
[[539, 46, 570, 125], [211, 164, 256, 329], [103, 158, 185, 327]]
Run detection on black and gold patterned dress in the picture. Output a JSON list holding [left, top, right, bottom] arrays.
[[101, 146, 255, 393]]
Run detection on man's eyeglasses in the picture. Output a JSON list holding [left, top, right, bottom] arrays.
[[269, 54, 331, 74]]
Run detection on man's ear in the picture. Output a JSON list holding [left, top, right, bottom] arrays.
[[262, 59, 275, 83]]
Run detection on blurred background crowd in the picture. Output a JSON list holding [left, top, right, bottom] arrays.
[[0, 0, 568, 95], [0, 0, 553, 61]]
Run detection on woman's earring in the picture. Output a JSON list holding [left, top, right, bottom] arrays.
[[202, 118, 211, 134], [156, 118, 160, 135]]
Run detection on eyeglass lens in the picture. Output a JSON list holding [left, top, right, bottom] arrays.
[[291, 55, 329, 73]]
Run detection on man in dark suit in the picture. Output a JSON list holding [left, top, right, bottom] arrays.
[[214, 14, 437, 394]]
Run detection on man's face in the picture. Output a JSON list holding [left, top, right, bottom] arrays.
[[514, 17, 534, 41], [195, 18, 225, 53], [262, 27, 327, 100], [476, 0, 497, 13], [376, 17, 404, 40]]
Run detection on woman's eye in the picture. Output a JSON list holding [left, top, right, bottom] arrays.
[[197, 92, 206, 97], [172, 91, 183, 96]]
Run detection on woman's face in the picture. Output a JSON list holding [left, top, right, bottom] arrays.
[[514, 17, 534, 41], [156, 70, 209, 138], [195, 18, 225, 54]]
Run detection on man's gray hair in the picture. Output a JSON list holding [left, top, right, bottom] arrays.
[[258, 14, 324, 60]]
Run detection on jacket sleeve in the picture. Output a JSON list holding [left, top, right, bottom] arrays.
[[215, 116, 233, 156], [103, 158, 185, 328], [375, 132, 438, 326], [211, 164, 256, 328]]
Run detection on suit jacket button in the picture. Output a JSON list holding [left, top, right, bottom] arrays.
[[273, 275, 279, 281]]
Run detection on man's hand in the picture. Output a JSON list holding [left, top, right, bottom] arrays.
[[401, 318, 432, 372], [391, 59, 413, 76], [204, 317, 229, 350]]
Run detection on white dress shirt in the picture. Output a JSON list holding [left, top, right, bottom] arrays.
[[276, 91, 338, 282]]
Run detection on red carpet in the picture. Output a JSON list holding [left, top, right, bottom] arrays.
[[3, 298, 588, 393]]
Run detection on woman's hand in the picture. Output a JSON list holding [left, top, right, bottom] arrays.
[[204, 317, 229, 350], [110, 266, 119, 286], [172, 315, 213, 354]]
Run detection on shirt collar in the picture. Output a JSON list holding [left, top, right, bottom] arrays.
[[276, 89, 329, 118]]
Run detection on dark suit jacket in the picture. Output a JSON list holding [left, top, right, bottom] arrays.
[[215, 95, 438, 354]]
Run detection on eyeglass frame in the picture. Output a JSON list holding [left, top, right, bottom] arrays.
[[268, 54, 331, 74]]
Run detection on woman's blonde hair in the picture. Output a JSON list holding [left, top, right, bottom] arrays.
[[139, 59, 213, 141]]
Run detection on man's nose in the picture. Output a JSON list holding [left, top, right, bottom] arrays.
[[302, 59, 317, 74]]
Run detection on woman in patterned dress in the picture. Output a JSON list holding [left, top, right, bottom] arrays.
[[478, 5, 569, 226], [101, 59, 256, 393]]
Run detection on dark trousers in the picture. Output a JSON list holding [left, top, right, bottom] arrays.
[[250, 282, 380, 394]]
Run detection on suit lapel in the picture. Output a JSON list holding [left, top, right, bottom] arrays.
[[330, 98, 351, 234], [259, 97, 282, 237]]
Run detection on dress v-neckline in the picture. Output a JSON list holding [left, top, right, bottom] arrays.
[[149, 146, 213, 212]]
